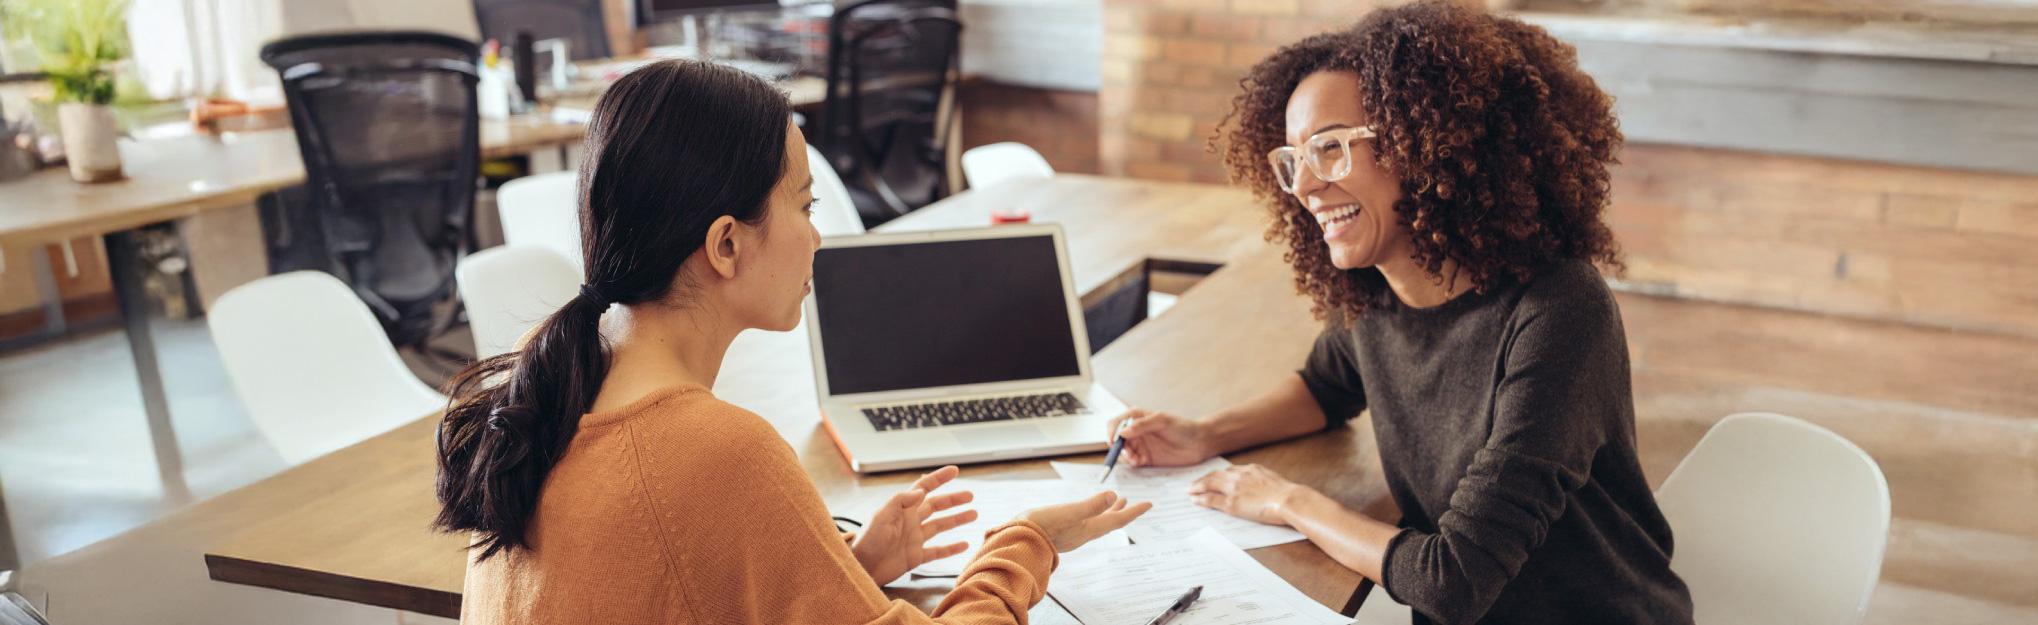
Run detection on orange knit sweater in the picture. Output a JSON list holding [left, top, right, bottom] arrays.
[[460, 385, 1060, 624]]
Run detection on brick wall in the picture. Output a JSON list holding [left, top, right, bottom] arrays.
[[958, 80, 1101, 177], [1099, 0, 1419, 184], [1610, 144, 2038, 338], [1516, 0, 2038, 27], [1096, 0, 2038, 337]]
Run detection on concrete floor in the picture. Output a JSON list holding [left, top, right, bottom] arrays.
[[0, 318, 462, 625], [0, 319, 282, 565]]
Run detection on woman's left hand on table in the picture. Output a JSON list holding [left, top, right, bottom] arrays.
[[1189, 463, 1303, 525]]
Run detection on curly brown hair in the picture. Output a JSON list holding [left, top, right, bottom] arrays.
[[1215, 0, 1624, 320]]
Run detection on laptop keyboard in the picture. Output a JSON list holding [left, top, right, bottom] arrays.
[[862, 392, 1088, 432]]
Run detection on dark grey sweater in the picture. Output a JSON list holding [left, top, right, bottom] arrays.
[[1299, 261, 1693, 625]]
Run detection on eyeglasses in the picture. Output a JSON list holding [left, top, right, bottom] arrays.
[[1267, 126, 1377, 194]]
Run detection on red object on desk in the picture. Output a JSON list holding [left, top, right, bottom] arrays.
[[991, 207, 1031, 224]]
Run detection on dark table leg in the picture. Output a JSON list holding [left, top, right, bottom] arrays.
[[101, 229, 193, 503], [1341, 578, 1375, 616], [0, 472, 16, 571]]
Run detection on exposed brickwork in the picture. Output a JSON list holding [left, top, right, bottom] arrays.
[[1609, 144, 2038, 338], [1100, 0, 1406, 184], [958, 80, 1101, 177]]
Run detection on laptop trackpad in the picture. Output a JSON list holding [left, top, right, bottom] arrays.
[[955, 426, 1047, 450]]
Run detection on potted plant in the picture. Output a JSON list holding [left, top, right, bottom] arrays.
[[2, 0, 130, 183]]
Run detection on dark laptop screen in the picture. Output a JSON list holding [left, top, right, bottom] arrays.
[[811, 233, 1081, 396]]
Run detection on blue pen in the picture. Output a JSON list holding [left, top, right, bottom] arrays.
[[1099, 419, 1132, 484]]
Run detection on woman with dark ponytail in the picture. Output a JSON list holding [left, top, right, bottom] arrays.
[[435, 60, 1149, 624]]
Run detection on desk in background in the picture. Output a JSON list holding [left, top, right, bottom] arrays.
[[0, 113, 586, 502]]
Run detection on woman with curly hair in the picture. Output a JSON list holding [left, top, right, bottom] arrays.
[[1103, 2, 1694, 623]]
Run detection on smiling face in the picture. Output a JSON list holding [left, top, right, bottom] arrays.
[[1282, 70, 1413, 271]]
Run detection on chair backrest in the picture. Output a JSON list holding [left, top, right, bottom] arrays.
[[260, 31, 482, 348], [819, 0, 961, 223], [807, 144, 865, 237], [1655, 413, 1891, 625], [497, 171, 584, 268], [207, 271, 448, 465], [457, 246, 582, 359], [961, 142, 1054, 191]]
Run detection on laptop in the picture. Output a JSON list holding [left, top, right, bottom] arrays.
[[804, 224, 1126, 473]]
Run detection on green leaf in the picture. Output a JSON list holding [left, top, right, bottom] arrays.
[[1, 0, 130, 104]]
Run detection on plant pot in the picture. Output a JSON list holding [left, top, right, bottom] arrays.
[[58, 102, 123, 183]]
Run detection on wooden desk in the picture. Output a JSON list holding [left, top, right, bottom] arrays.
[[56, 175, 1373, 619], [0, 115, 586, 501]]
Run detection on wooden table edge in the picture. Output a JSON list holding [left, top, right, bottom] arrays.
[[205, 551, 463, 619]]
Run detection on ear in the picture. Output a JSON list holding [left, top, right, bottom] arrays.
[[703, 215, 742, 280]]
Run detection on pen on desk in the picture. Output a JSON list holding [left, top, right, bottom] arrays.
[[1144, 585, 1202, 625], [1099, 419, 1132, 484]]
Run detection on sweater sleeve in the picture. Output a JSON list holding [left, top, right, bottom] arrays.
[[1298, 319, 1367, 431], [1377, 283, 1626, 625], [930, 521, 1060, 622]]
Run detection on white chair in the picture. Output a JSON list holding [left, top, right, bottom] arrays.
[[1656, 413, 1891, 625], [961, 142, 1054, 191], [807, 144, 865, 237], [1349, 583, 1413, 625], [497, 171, 582, 269], [207, 271, 447, 464], [457, 246, 582, 359]]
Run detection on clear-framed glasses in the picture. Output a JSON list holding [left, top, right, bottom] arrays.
[[1267, 126, 1377, 193]]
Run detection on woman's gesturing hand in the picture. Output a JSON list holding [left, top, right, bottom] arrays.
[[1019, 491, 1152, 553], [851, 466, 978, 585]]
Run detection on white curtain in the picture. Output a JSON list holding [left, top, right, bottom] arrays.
[[126, 0, 482, 105], [127, 0, 285, 104]]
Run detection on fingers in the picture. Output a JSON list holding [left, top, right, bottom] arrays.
[[1190, 493, 1222, 510], [1088, 500, 1153, 532], [926, 490, 974, 514], [1188, 470, 1224, 494], [923, 541, 970, 561], [1105, 409, 1146, 440], [1122, 440, 1146, 468], [891, 488, 927, 510], [1118, 413, 1170, 439], [1075, 490, 1119, 516], [919, 509, 978, 536], [911, 465, 961, 494]]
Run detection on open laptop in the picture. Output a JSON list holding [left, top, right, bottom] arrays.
[[804, 224, 1125, 473]]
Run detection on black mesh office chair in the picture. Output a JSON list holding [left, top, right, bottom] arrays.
[[260, 31, 481, 363], [819, 0, 962, 225]]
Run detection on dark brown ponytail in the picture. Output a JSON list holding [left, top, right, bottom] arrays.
[[434, 59, 791, 560]]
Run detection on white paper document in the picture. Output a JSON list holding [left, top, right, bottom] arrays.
[[1047, 528, 1349, 625], [893, 478, 1130, 577], [1052, 457, 1307, 549]]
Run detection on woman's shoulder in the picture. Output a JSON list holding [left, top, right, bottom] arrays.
[[583, 385, 807, 493], [584, 385, 781, 450], [634, 386, 771, 430], [1508, 259, 1621, 328]]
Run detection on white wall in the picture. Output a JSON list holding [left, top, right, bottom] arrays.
[[281, 0, 482, 40], [959, 0, 1102, 92]]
